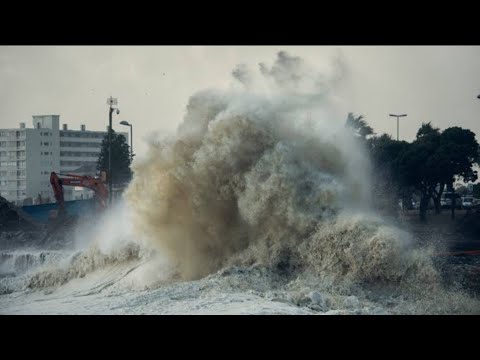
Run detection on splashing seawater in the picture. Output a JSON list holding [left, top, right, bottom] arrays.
[[125, 51, 373, 279]]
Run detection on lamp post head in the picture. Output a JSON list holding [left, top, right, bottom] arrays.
[[107, 96, 118, 106], [477, 94, 480, 99], [120, 121, 130, 126]]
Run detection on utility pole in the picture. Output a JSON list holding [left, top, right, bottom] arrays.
[[389, 114, 407, 141], [130, 123, 133, 162], [107, 96, 119, 205]]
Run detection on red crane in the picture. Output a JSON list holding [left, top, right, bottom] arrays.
[[50, 172, 108, 216]]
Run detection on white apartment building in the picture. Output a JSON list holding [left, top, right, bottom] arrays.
[[0, 115, 128, 205]]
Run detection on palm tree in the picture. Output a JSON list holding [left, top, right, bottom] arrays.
[[345, 113, 374, 139]]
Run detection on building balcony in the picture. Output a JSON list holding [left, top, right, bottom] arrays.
[[3, 156, 26, 161]]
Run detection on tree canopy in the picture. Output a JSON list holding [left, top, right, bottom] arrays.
[[97, 129, 132, 186]]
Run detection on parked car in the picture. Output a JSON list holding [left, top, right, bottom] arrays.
[[462, 196, 474, 209]]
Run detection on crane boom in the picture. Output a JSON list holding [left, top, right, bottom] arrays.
[[50, 172, 108, 215]]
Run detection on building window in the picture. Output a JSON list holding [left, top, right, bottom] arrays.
[[60, 141, 102, 148], [60, 160, 96, 167]]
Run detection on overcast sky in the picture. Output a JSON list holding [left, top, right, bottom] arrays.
[[1, 46, 479, 158]]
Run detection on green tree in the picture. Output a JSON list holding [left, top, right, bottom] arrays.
[[440, 127, 479, 183], [435, 126, 479, 218], [97, 129, 132, 186], [368, 134, 412, 213], [345, 116, 479, 221], [410, 123, 442, 217], [399, 124, 478, 221]]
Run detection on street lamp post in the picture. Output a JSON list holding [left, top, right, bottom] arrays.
[[389, 114, 407, 141], [119, 121, 133, 162], [107, 96, 120, 205]]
